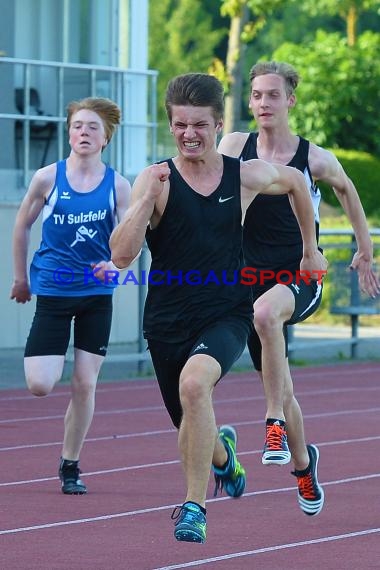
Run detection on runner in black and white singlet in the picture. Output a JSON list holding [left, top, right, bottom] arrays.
[[218, 60, 379, 518], [11, 97, 131, 496], [242, 132, 320, 277], [241, 132, 324, 365], [110, 72, 327, 543]]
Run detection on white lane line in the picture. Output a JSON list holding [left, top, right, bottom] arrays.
[[0, 364, 379, 402], [0, 472, 379, 535], [1, 414, 380, 455], [1, 386, 380, 424], [151, 527, 380, 570], [0, 459, 181, 487]]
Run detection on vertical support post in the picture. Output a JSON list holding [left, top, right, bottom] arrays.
[[22, 64, 32, 188], [287, 324, 294, 361], [351, 314, 359, 359], [350, 234, 360, 359]]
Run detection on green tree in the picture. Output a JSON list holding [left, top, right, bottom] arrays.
[[319, 149, 380, 219], [271, 30, 380, 154], [149, 0, 225, 121], [148, 0, 380, 158], [218, 0, 286, 133], [298, 0, 380, 45]]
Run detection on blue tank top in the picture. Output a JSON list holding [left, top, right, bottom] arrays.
[[30, 160, 117, 296]]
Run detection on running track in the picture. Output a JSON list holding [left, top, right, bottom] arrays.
[[1, 362, 379, 569]]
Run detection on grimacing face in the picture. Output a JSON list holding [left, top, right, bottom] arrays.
[[170, 105, 223, 160]]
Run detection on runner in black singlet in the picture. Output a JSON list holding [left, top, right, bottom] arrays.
[[218, 60, 379, 518], [110, 72, 327, 543]]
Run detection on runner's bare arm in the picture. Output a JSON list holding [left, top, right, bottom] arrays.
[[310, 144, 379, 297], [110, 162, 170, 269], [10, 166, 56, 303]]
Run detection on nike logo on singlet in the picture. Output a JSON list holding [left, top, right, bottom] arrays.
[[219, 196, 234, 203]]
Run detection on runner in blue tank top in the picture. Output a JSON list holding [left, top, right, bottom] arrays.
[[10, 97, 131, 495], [218, 61, 379, 517], [110, 73, 327, 543]]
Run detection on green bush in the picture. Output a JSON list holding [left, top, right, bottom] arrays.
[[307, 215, 380, 325], [319, 149, 380, 221], [316, 150, 380, 324]]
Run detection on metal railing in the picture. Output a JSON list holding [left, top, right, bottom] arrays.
[[288, 228, 380, 359], [0, 56, 158, 189]]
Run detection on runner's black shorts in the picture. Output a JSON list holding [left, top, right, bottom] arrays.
[[247, 278, 323, 371], [148, 314, 252, 428], [24, 295, 113, 357]]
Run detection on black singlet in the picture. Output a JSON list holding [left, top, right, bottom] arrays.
[[143, 155, 252, 342], [241, 133, 320, 274]]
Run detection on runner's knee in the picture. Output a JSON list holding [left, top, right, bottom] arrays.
[[25, 374, 58, 397], [179, 372, 210, 410], [253, 302, 279, 335]]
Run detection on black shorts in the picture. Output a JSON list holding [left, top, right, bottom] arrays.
[[24, 295, 113, 357], [248, 279, 323, 371], [148, 314, 251, 428]]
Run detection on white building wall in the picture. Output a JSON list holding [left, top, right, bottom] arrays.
[[1, 203, 38, 348], [0, 0, 152, 348]]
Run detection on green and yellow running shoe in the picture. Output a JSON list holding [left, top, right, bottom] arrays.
[[213, 425, 246, 498]]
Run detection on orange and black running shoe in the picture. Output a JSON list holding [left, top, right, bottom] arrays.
[[262, 418, 291, 465], [292, 444, 325, 516]]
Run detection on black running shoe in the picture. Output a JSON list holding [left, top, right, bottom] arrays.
[[292, 444, 324, 516], [58, 458, 87, 495], [262, 418, 291, 465]]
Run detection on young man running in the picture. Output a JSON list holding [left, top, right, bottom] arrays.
[[11, 97, 131, 495], [218, 61, 379, 516], [110, 72, 327, 541]]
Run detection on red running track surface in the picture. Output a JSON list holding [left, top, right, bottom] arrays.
[[0, 362, 379, 570]]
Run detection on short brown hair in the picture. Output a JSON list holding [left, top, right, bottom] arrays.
[[66, 97, 121, 146], [165, 73, 224, 123], [249, 61, 299, 97]]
